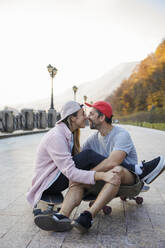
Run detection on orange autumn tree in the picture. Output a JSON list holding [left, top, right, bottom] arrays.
[[106, 40, 165, 115]]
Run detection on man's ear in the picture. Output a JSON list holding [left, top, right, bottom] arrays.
[[100, 114, 106, 122]]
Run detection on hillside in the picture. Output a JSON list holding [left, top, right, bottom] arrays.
[[106, 40, 165, 115]]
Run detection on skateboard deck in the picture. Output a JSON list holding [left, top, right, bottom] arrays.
[[83, 184, 150, 214]]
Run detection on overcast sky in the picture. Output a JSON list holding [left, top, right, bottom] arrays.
[[0, 0, 165, 108]]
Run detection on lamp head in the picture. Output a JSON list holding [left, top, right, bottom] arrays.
[[47, 64, 53, 73], [47, 64, 58, 78], [72, 85, 78, 93]]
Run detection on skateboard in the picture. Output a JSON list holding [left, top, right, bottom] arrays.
[[83, 185, 150, 215], [33, 185, 150, 217], [33, 192, 64, 217]]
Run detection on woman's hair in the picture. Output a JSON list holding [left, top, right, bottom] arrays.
[[62, 111, 81, 155], [72, 128, 80, 155]]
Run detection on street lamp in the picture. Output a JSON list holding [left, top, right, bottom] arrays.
[[83, 95, 87, 111], [72, 85, 78, 101], [83, 95, 87, 102], [47, 64, 58, 109]]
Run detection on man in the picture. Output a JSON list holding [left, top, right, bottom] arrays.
[[82, 101, 165, 184], [35, 101, 165, 233]]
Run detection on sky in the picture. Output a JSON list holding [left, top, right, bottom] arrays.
[[0, 0, 165, 108]]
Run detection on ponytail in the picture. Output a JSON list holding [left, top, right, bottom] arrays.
[[62, 115, 81, 155]]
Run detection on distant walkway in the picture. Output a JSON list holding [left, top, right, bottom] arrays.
[[0, 125, 165, 248], [0, 128, 49, 139]]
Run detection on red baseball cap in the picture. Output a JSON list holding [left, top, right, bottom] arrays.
[[85, 101, 113, 118]]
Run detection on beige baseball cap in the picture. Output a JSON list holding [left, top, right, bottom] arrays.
[[56, 101, 83, 124]]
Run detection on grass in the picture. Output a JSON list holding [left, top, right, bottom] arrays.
[[120, 121, 165, 131]]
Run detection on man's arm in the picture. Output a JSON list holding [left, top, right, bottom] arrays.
[[91, 150, 126, 172]]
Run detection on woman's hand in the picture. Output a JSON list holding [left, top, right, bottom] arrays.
[[103, 170, 121, 185], [94, 169, 121, 186]]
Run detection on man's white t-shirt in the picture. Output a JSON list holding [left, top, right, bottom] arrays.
[[82, 125, 138, 165]]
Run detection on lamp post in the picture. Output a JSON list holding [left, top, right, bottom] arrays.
[[83, 95, 87, 111], [47, 64, 58, 109], [72, 85, 78, 101]]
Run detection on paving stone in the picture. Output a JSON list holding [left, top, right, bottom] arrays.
[[28, 231, 65, 248], [127, 230, 158, 248], [0, 231, 36, 248], [0, 215, 18, 234], [97, 234, 135, 248], [62, 233, 99, 248]]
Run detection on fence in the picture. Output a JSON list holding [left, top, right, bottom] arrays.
[[0, 109, 60, 133]]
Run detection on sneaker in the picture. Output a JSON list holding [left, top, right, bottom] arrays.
[[71, 210, 93, 233], [139, 156, 165, 184], [34, 213, 72, 232]]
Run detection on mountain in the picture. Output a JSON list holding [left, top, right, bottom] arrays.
[[15, 61, 138, 112]]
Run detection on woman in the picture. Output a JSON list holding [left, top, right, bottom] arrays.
[[27, 101, 115, 210]]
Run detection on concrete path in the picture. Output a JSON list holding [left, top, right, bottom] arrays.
[[0, 125, 165, 248]]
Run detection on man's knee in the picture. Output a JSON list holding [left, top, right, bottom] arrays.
[[111, 165, 123, 175], [107, 167, 122, 186], [112, 166, 135, 185]]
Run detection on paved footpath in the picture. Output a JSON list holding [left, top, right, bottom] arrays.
[[0, 125, 165, 248]]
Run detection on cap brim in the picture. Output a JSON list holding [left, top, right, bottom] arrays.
[[85, 102, 93, 107], [56, 104, 84, 124], [56, 118, 64, 124]]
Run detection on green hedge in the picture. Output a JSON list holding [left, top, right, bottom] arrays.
[[119, 121, 165, 131], [117, 108, 165, 123], [116, 108, 165, 131]]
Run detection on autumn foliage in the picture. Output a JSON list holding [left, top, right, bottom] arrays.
[[106, 40, 165, 116]]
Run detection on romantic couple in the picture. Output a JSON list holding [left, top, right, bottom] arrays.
[[27, 100, 165, 233]]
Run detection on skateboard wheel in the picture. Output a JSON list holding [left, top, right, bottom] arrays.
[[102, 206, 112, 215], [120, 196, 127, 201], [135, 197, 143, 205], [33, 208, 42, 216]]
